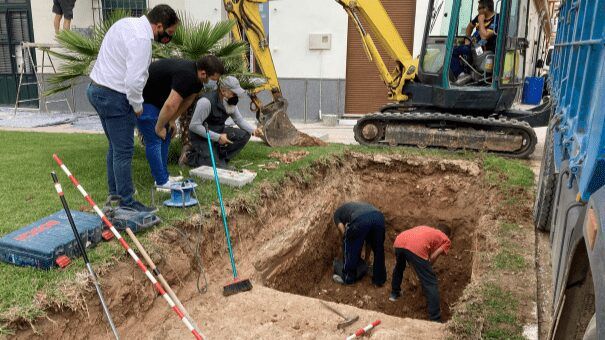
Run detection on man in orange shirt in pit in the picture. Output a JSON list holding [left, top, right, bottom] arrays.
[[389, 224, 452, 322]]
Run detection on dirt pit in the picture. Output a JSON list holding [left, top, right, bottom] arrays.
[[12, 153, 487, 339], [254, 154, 482, 321]]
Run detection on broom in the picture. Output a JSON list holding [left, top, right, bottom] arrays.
[[204, 123, 253, 296]]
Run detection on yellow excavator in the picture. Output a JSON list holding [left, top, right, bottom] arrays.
[[224, 0, 552, 157]]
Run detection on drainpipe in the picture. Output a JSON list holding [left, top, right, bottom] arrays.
[[318, 50, 323, 121]]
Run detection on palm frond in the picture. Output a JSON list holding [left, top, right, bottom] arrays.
[[172, 19, 237, 60], [221, 56, 249, 74], [45, 59, 92, 96], [47, 49, 89, 62], [211, 40, 248, 59], [44, 84, 74, 96], [92, 9, 129, 46], [55, 30, 98, 57], [152, 43, 176, 59]]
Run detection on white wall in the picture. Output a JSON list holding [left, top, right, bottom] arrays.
[[30, 1, 96, 69], [183, 0, 224, 23], [268, 0, 348, 79], [30, 0, 95, 45], [150, 0, 224, 23]]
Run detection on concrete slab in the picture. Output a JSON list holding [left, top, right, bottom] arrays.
[[307, 131, 329, 141], [338, 119, 357, 126], [190, 166, 257, 188]]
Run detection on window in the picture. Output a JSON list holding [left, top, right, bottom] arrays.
[[101, 0, 147, 20]]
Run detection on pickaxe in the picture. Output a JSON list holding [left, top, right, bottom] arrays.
[[320, 301, 359, 329]]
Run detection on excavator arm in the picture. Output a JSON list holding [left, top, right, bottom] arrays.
[[223, 0, 311, 147], [223, 0, 281, 107], [336, 0, 418, 102]]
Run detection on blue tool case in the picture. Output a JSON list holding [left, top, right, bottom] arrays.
[[0, 211, 103, 269], [106, 207, 161, 233]]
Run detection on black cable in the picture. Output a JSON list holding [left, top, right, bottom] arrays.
[[163, 183, 209, 295]]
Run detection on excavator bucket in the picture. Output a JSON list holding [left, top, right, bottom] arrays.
[[258, 99, 326, 147]]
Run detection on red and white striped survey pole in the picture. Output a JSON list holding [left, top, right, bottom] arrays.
[[53, 154, 204, 340], [346, 320, 381, 340]]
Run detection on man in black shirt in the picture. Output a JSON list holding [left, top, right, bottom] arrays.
[[138, 55, 224, 189], [332, 202, 387, 286]]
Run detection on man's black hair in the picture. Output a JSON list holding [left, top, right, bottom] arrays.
[[147, 4, 179, 28], [435, 223, 452, 238], [479, 0, 495, 12], [196, 55, 225, 76]]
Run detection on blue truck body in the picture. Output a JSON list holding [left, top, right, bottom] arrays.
[[535, 0, 605, 338]]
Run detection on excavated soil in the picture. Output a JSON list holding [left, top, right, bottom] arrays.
[[11, 152, 487, 339], [258, 155, 481, 321]]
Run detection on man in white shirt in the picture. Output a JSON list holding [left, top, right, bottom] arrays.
[[186, 76, 263, 169], [87, 4, 178, 212]]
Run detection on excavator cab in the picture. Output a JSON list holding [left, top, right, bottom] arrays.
[[405, 0, 530, 112]]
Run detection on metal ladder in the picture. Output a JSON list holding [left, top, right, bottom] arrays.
[[14, 42, 74, 114]]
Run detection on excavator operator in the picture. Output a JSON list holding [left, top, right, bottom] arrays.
[[451, 0, 499, 85]]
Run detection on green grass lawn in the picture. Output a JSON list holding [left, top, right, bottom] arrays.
[[0, 130, 345, 333]]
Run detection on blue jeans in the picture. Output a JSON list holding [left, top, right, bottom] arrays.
[[450, 44, 472, 77], [87, 83, 136, 206], [391, 248, 441, 321], [339, 211, 387, 285], [136, 103, 171, 185]]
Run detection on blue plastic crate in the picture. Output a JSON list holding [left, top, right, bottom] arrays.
[[0, 211, 103, 269]]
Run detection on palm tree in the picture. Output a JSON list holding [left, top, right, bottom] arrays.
[[47, 10, 261, 149]]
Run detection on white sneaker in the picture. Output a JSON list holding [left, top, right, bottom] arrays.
[[155, 179, 179, 192], [332, 274, 345, 285], [169, 175, 183, 182]]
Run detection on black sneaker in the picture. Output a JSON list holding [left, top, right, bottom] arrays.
[[389, 292, 401, 302], [122, 200, 158, 213]]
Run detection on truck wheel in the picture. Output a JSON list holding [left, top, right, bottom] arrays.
[[533, 126, 557, 231]]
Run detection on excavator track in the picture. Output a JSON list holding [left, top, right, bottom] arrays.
[[354, 111, 537, 158]]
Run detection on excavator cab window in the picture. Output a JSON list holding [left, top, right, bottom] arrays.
[[499, 0, 529, 86], [418, 0, 532, 91], [448, 0, 502, 87], [420, 0, 453, 75]]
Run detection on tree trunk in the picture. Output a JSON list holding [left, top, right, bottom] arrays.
[[178, 100, 196, 166]]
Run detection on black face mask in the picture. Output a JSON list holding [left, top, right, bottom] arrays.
[[155, 30, 173, 44], [227, 96, 239, 106]]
